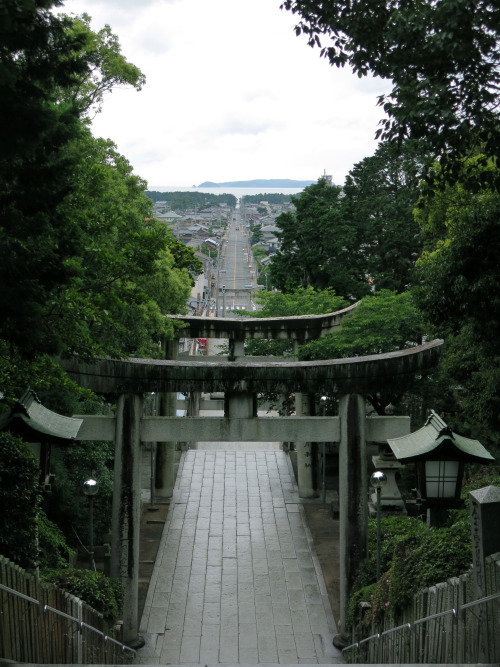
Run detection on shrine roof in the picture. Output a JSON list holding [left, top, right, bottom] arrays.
[[0, 390, 83, 443], [387, 410, 494, 464]]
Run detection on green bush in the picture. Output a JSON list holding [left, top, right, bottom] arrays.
[[349, 511, 473, 629], [390, 521, 472, 614], [352, 515, 427, 593], [0, 432, 40, 568], [37, 509, 75, 570], [43, 568, 124, 624], [346, 583, 377, 632]]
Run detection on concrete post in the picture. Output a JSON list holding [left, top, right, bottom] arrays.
[[338, 394, 368, 634], [226, 391, 256, 418], [295, 392, 316, 498], [469, 485, 500, 662], [279, 392, 291, 451], [111, 393, 143, 645], [228, 337, 245, 361], [155, 338, 179, 498], [187, 391, 201, 449]]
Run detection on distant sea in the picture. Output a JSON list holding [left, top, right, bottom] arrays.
[[148, 185, 307, 198]]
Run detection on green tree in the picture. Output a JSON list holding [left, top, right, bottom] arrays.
[[242, 193, 292, 205], [0, 2, 198, 399], [249, 223, 264, 245], [253, 285, 347, 318], [0, 344, 94, 408], [299, 291, 430, 414], [414, 159, 500, 443], [270, 178, 368, 297], [165, 235, 203, 282], [50, 131, 188, 360], [245, 287, 347, 357], [0, 1, 88, 357], [63, 14, 146, 116], [282, 0, 500, 189], [342, 142, 424, 292], [300, 290, 424, 360], [0, 3, 149, 360]]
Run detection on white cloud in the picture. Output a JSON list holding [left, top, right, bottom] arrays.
[[61, 0, 390, 187]]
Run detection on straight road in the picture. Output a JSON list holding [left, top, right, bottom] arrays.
[[217, 204, 257, 315]]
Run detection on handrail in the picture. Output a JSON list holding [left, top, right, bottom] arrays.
[[412, 607, 456, 626], [461, 591, 500, 610], [381, 621, 412, 637], [342, 591, 499, 655], [0, 582, 136, 657], [0, 582, 39, 605]]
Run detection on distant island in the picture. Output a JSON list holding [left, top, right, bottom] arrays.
[[197, 178, 316, 188]]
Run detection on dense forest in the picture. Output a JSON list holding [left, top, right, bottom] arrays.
[[0, 2, 202, 577], [267, 0, 500, 450], [146, 190, 237, 209], [242, 193, 293, 204]]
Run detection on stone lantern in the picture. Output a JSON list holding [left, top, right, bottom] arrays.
[[387, 410, 494, 525]]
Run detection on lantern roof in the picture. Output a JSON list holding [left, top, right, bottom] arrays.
[[387, 410, 494, 464], [0, 389, 83, 443]]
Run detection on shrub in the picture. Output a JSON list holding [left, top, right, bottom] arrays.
[[370, 572, 392, 623], [0, 432, 40, 568], [349, 511, 473, 627], [43, 568, 124, 624], [346, 583, 377, 632], [37, 509, 75, 570], [389, 520, 472, 615], [352, 515, 427, 593]]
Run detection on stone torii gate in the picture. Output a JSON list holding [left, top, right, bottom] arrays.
[[61, 305, 443, 644]]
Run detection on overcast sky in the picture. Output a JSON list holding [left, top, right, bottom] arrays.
[[61, 0, 389, 188]]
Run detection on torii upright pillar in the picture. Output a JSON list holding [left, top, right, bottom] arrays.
[[155, 338, 179, 498], [111, 393, 143, 646], [339, 393, 368, 634], [295, 392, 317, 498]]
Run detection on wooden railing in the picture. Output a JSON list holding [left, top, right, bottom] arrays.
[[0, 556, 135, 664], [344, 552, 500, 663]]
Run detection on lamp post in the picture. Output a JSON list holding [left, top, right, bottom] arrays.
[[83, 477, 99, 570], [320, 396, 328, 509], [370, 471, 387, 580]]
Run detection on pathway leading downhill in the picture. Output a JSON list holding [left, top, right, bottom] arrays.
[[137, 447, 342, 665]]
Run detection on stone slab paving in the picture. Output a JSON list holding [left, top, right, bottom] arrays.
[[137, 449, 343, 664]]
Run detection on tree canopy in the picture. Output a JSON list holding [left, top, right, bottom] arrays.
[[299, 290, 424, 361], [282, 0, 500, 189], [244, 287, 347, 357], [414, 158, 500, 442], [1, 3, 85, 357], [0, 2, 200, 402], [269, 145, 425, 298], [62, 13, 146, 116], [270, 178, 368, 298], [146, 190, 237, 209], [342, 141, 425, 292], [242, 193, 293, 204]]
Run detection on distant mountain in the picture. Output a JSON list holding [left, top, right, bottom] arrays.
[[197, 178, 315, 188]]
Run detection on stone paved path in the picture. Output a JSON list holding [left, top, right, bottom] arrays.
[[137, 449, 342, 664]]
